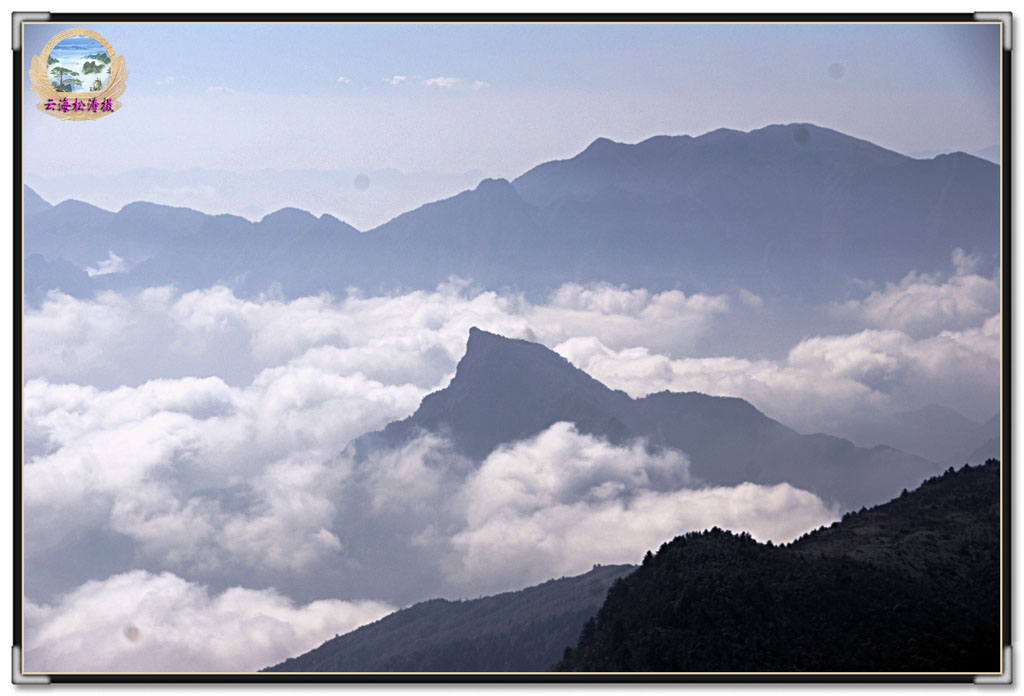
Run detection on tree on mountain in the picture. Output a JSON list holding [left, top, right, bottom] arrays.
[[50, 66, 81, 92]]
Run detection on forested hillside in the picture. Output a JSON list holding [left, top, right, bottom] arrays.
[[556, 461, 1000, 673]]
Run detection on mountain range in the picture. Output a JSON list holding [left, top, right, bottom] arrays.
[[23, 123, 999, 303], [24, 166, 487, 230], [841, 406, 1000, 466], [357, 327, 942, 511], [21, 121, 1004, 676]]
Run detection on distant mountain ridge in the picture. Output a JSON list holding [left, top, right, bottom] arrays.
[[25, 166, 487, 229], [22, 122, 999, 302], [840, 405, 999, 465], [357, 327, 940, 511], [555, 460, 1000, 673], [264, 563, 634, 673]]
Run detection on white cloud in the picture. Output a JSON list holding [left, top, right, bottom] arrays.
[[833, 249, 999, 338], [24, 570, 393, 672], [471, 81, 490, 89], [738, 289, 764, 309], [447, 423, 836, 595], [425, 76, 460, 88], [21, 275, 998, 663], [530, 283, 730, 355], [24, 364, 425, 578], [155, 76, 175, 87], [336, 76, 351, 84], [556, 313, 1000, 434], [359, 431, 467, 517], [23, 280, 998, 589], [24, 289, 134, 379], [84, 251, 126, 277], [21, 421, 833, 672], [24, 281, 729, 387], [385, 75, 407, 85]]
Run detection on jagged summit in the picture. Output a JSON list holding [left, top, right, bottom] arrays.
[[462, 325, 561, 360], [389, 328, 632, 459], [464, 325, 525, 349], [457, 327, 615, 388], [361, 329, 937, 509]]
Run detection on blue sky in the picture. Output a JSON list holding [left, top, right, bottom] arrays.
[[49, 35, 105, 60], [23, 21, 1002, 178]]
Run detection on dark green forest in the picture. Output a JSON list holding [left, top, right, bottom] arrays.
[[555, 460, 1001, 673]]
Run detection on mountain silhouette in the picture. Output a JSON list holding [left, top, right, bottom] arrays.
[[264, 564, 633, 673], [22, 123, 999, 301], [511, 124, 999, 294], [555, 460, 1000, 673], [360, 328, 938, 510], [840, 405, 999, 465], [23, 185, 51, 217]]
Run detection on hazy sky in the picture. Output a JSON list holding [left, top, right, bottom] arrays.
[[23, 21, 1001, 178]]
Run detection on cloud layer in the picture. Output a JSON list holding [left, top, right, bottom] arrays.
[[25, 571, 393, 673], [832, 249, 999, 338], [557, 313, 999, 435], [447, 423, 836, 595], [23, 280, 731, 389], [21, 267, 998, 671], [24, 409, 839, 671]]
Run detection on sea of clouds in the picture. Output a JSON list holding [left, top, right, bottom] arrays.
[[22, 250, 999, 671]]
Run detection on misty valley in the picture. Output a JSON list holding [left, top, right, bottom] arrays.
[[21, 123, 1002, 674]]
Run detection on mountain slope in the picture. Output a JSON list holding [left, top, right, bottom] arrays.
[[264, 564, 633, 673], [513, 124, 999, 295], [348, 177, 547, 291], [839, 405, 982, 464], [370, 327, 634, 460], [360, 328, 938, 510], [962, 414, 1001, 464], [555, 460, 1000, 673], [23, 185, 52, 217]]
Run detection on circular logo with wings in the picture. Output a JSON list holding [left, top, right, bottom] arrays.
[[29, 28, 127, 120]]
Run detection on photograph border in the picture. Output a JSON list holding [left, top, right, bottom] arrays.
[[12, 10, 1012, 684]]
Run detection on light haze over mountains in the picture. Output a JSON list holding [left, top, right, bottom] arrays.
[[24, 123, 999, 303], [22, 121, 1002, 673]]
